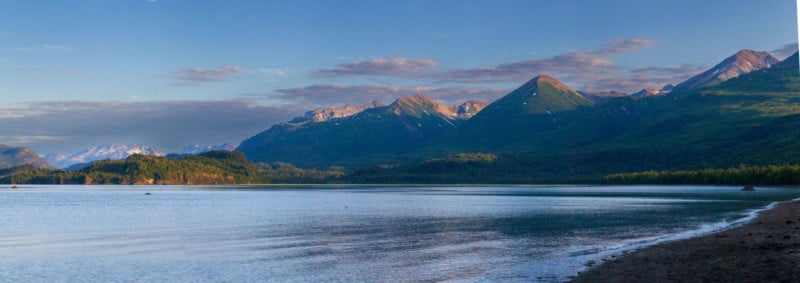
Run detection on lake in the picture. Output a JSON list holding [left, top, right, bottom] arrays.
[[0, 185, 798, 282]]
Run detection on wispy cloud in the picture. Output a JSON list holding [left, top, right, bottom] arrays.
[[301, 38, 700, 93], [275, 84, 507, 106], [438, 38, 655, 85], [585, 64, 709, 91], [629, 65, 707, 76], [439, 51, 619, 84], [0, 135, 69, 145], [170, 65, 243, 85], [591, 38, 655, 55], [570, 66, 706, 93], [434, 38, 704, 92], [771, 42, 798, 59], [259, 68, 288, 77], [312, 57, 439, 78], [2, 44, 72, 53], [0, 100, 298, 153]]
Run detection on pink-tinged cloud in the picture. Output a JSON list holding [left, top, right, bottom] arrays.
[[440, 51, 619, 84], [275, 84, 508, 106], [171, 65, 243, 84], [591, 38, 655, 55], [312, 57, 439, 78], [439, 38, 655, 85], [436, 38, 707, 92]]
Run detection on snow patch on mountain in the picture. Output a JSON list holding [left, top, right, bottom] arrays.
[[181, 143, 236, 155], [44, 144, 166, 169]]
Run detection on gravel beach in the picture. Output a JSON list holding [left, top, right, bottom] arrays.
[[571, 200, 800, 282]]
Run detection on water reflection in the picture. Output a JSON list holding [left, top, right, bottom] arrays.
[[0, 185, 797, 281]]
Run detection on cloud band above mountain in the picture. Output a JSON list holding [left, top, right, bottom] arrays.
[[312, 57, 439, 78], [171, 65, 243, 85], [0, 100, 297, 153], [303, 38, 703, 93], [275, 84, 508, 106]]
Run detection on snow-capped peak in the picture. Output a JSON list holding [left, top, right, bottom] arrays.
[[44, 144, 166, 169]]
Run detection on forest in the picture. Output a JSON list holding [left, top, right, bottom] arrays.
[[603, 165, 800, 185], [2, 151, 798, 186]]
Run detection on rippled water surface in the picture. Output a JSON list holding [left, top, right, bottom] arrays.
[[0, 185, 798, 282]]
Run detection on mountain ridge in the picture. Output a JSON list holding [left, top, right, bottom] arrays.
[[672, 49, 779, 92], [237, 50, 800, 178], [290, 100, 384, 123], [237, 93, 488, 167]]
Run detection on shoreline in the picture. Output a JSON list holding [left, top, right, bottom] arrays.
[[571, 199, 800, 282]]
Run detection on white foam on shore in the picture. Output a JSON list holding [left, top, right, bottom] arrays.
[[566, 196, 800, 281], [477, 199, 793, 282]]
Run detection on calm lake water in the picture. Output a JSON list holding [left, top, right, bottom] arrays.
[[0, 185, 798, 282]]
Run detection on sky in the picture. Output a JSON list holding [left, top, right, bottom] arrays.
[[0, 0, 797, 153]]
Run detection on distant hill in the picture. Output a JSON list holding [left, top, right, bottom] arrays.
[[455, 101, 488, 119], [180, 143, 236, 155], [0, 145, 48, 169], [631, 84, 674, 98]]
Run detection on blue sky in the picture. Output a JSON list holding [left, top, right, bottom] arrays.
[[0, 0, 797, 153]]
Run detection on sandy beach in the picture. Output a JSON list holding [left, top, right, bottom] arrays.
[[571, 200, 800, 282]]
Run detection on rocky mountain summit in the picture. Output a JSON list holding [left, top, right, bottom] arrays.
[[290, 101, 384, 123], [672, 50, 778, 92]]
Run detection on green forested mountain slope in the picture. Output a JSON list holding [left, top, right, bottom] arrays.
[[347, 52, 800, 182], [239, 52, 800, 182], [576, 52, 800, 172], [237, 94, 470, 168], [431, 75, 595, 152]]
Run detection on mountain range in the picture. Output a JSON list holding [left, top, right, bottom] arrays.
[[237, 96, 490, 167], [237, 49, 800, 181], [1, 48, 796, 184]]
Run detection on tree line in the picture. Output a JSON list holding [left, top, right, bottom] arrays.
[[603, 165, 800, 185]]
